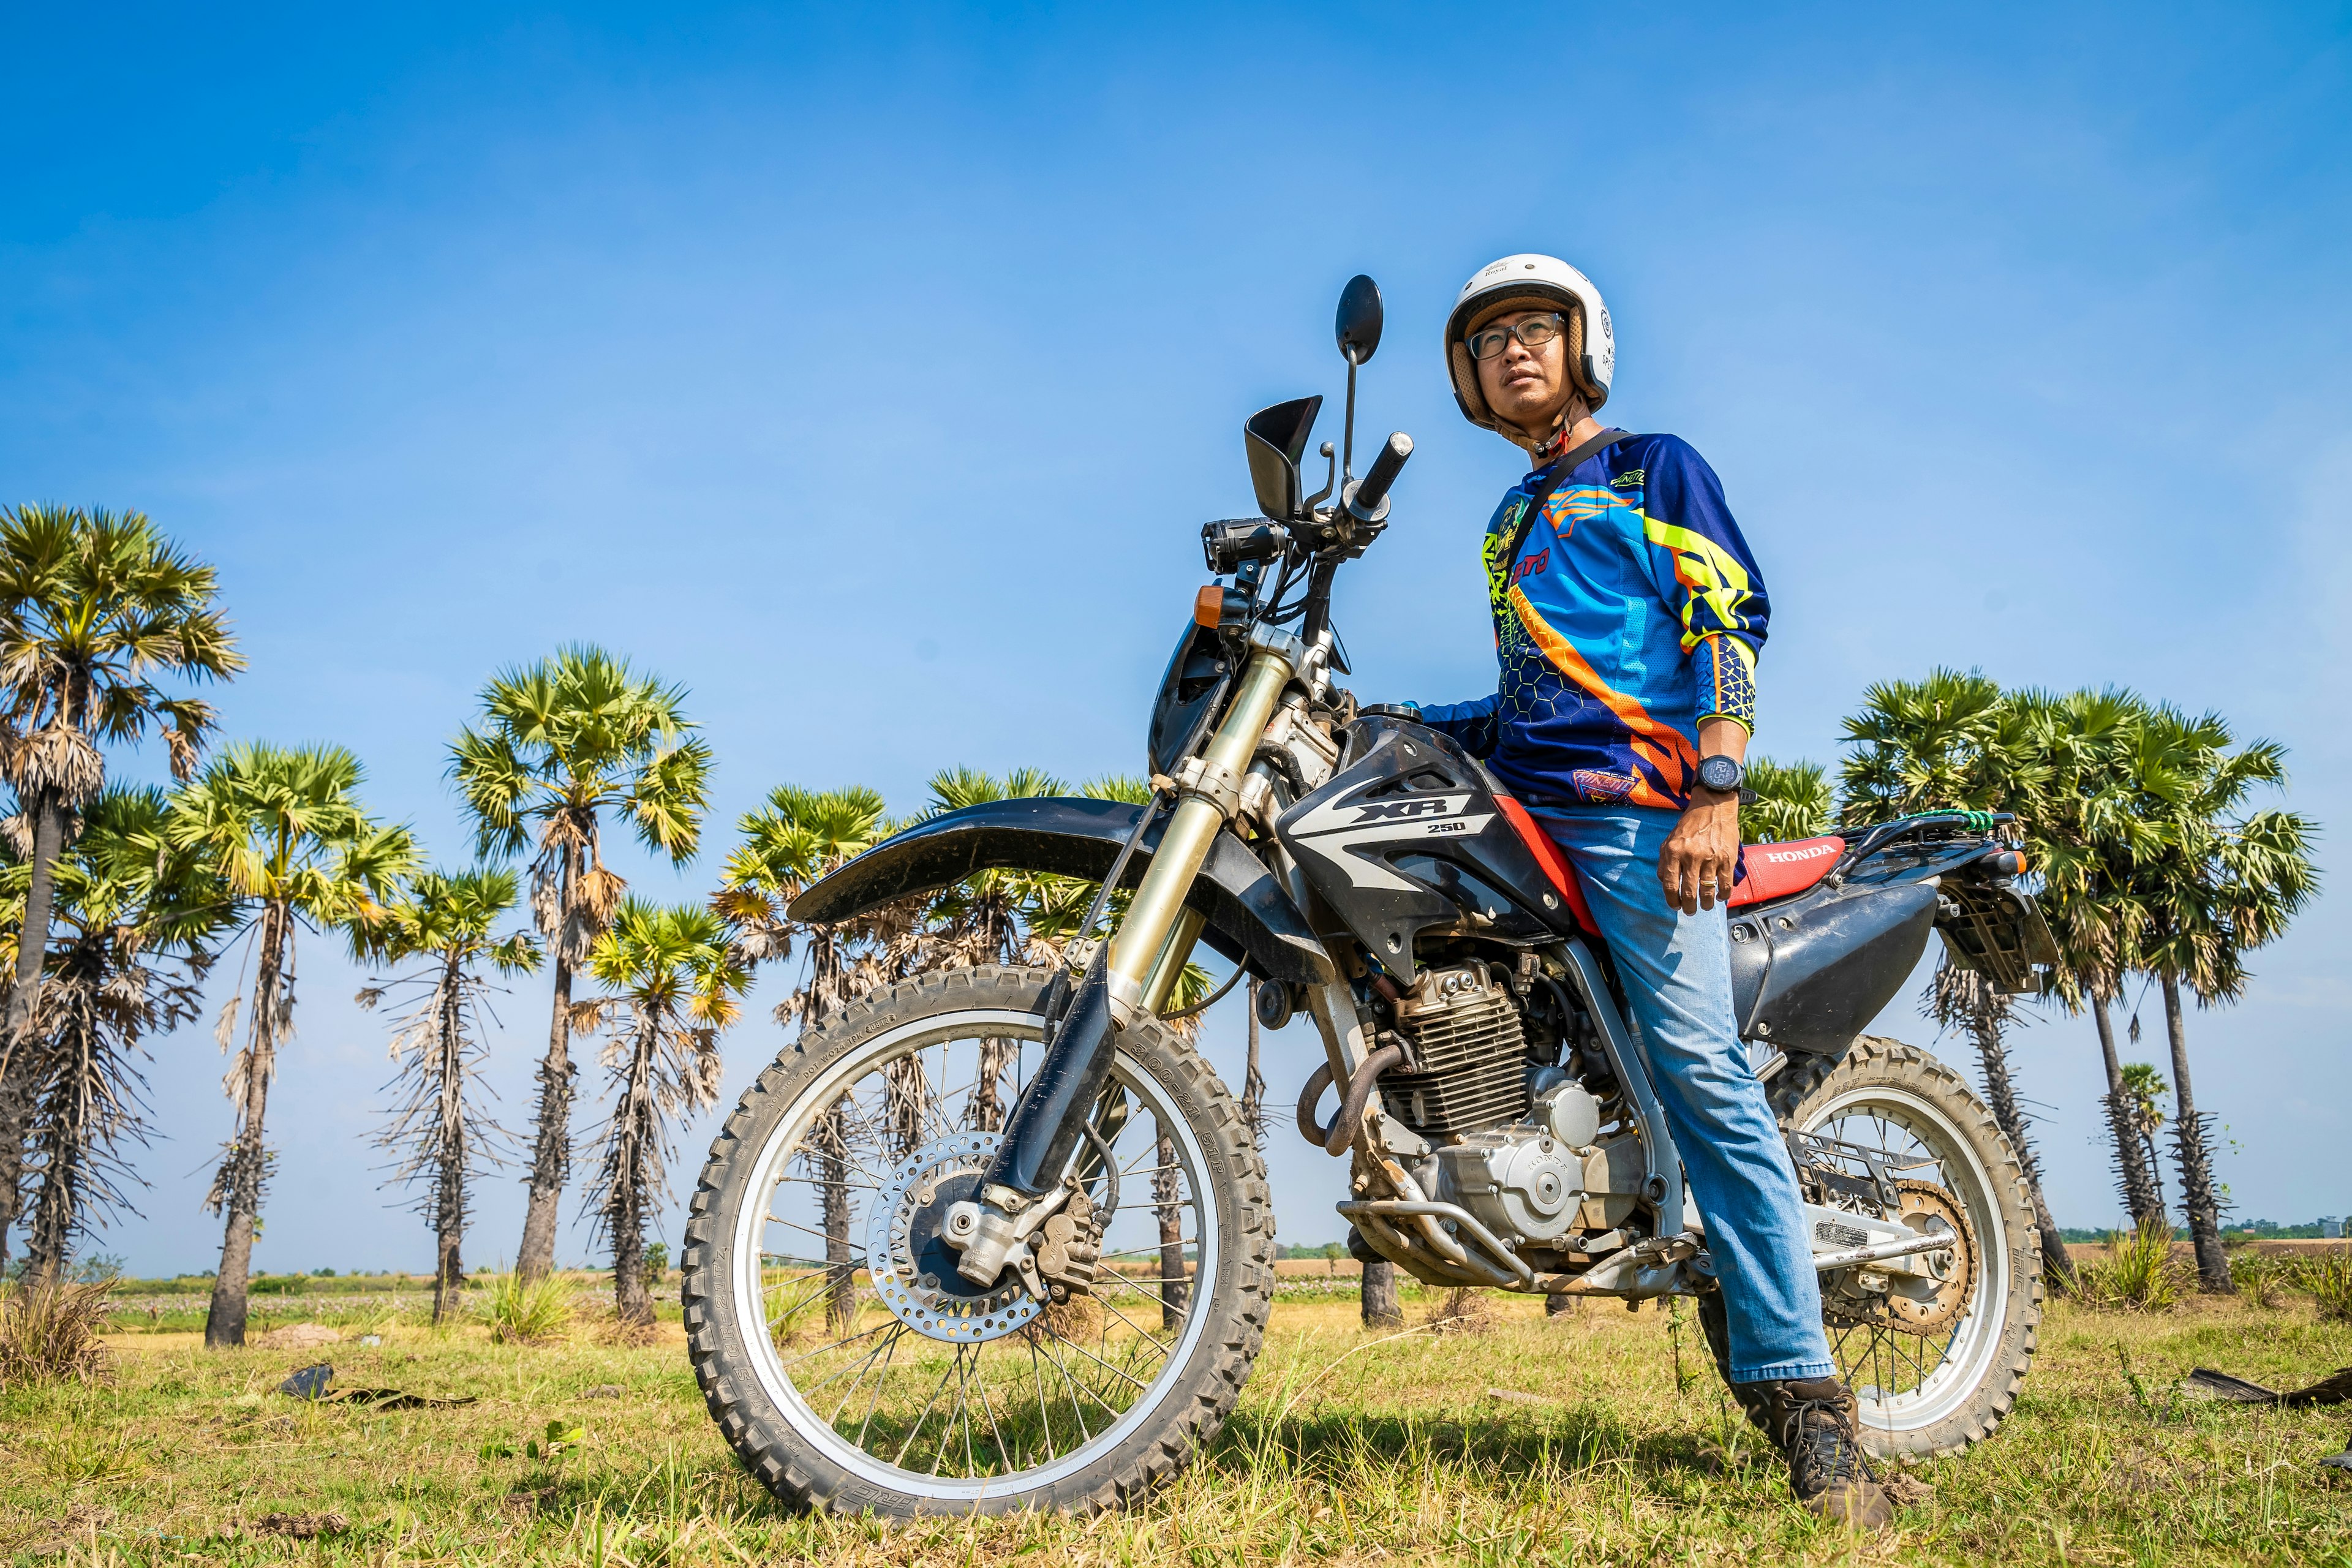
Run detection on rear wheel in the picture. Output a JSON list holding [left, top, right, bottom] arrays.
[[681, 965, 1275, 1516], [1700, 1035, 2040, 1459]]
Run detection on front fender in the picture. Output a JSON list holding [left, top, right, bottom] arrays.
[[786, 796, 1334, 987]]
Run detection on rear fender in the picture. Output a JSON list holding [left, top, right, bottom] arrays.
[[785, 796, 1335, 987]]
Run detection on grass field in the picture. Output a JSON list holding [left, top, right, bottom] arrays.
[[2, 1275, 2346, 1565]]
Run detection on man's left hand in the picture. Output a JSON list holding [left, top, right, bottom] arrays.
[[1660, 790, 1740, 914]]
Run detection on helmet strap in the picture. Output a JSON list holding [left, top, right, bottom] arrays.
[[1506, 391, 1594, 458]]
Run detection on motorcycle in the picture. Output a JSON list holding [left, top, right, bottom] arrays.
[[681, 276, 2056, 1517]]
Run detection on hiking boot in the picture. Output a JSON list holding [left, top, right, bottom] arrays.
[[1754, 1376, 1894, 1528]]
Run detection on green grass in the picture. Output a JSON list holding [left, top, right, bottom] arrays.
[[0, 1287, 2345, 1564]]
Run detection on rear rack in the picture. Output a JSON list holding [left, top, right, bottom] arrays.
[[1831, 810, 2011, 884]]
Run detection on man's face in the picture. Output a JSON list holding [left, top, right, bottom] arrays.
[[1472, 309, 1575, 435]]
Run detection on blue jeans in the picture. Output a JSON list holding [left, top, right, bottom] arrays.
[[1539, 805, 1834, 1384]]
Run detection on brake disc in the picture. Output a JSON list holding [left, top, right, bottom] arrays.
[[864, 1131, 1041, 1344], [1824, 1178, 1977, 1336]]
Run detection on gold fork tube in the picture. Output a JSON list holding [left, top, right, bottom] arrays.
[[1140, 907, 1207, 1014], [1106, 648, 1293, 1002]]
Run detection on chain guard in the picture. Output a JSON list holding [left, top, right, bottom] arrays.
[[1822, 1178, 1977, 1336]]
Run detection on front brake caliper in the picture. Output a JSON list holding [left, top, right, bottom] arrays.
[[1033, 1179, 1104, 1298]]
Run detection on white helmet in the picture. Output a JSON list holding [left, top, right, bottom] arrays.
[[1444, 253, 1615, 428]]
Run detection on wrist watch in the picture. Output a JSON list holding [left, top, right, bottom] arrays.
[[1695, 755, 1746, 795]]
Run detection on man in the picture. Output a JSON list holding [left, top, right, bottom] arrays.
[[1405, 253, 1891, 1529]]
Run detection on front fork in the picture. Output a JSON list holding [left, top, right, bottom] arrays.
[[951, 638, 1302, 1287]]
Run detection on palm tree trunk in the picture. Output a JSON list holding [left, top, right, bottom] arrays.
[[1154, 1123, 1186, 1331], [1360, 1243, 1403, 1329], [609, 1026, 660, 1328], [23, 987, 97, 1283], [1966, 1004, 2075, 1289], [2161, 971, 2231, 1291], [516, 952, 575, 1282], [2093, 995, 2164, 1230], [611, 1135, 651, 1325], [819, 1096, 856, 1332], [432, 965, 467, 1325], [0, 790, 67, 1264], [206, 903, 287, 1349]]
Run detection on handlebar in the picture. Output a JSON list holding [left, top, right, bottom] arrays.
[[1345, 432, 1413, 523]]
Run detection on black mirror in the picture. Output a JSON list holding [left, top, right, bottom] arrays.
[[1335, 274, 1383, 364], [1243, 396, 1321, 520]]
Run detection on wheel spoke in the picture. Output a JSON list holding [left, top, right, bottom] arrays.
[[726, 998, 1219, 1493]]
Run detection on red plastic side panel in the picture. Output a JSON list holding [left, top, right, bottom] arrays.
[[1727, 836, 1846, 908], [1493, 794, 1599, 935]]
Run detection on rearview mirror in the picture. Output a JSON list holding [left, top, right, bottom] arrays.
[[1335, 275, 1383, 364], [1243, 396, 1321, 521]]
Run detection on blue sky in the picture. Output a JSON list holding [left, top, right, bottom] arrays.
[[4, 2, 2347, 1276]]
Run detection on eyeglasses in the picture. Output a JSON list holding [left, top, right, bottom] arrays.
[[1466, 312, 1566, 361]]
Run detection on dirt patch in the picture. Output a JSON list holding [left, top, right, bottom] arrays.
[[254, 1323, 340, 1350], [249, 1511, 349, 1539], [1427, 1287, 1496, 1335]]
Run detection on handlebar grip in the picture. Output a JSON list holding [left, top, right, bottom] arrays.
[[1349, 432, 1413, 520]]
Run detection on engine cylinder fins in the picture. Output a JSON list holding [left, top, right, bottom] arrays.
[[1381, 963, 1532, 1139]]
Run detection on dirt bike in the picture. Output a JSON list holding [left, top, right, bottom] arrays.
[[680, 275, 2056, 1517]]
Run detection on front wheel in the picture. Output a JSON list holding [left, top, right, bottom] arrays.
[[1701, 1035, 2041, 1460], [681, 965, 1275, 1517]]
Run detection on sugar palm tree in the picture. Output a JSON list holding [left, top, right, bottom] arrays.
[[1, 786, 230, 1280], [1743, 755, 1834, 844], [714, 784, 897, 1331], [2124, 704, 2316, 1291], [2117, 1061, 2169, 1224], [576, 899, 748, 1327], [358, 869, 541, 1324], [168, 742, 415, 1347], [2019, 688, 2168, 1232], [450, 646, 711, 1281], [0, 505, 239, 1265], [919, 766, 1067, 966], [1841, 669, 2075, 1287]]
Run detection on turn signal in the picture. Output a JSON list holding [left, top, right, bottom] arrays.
[[1194, 585, 1223, 627]]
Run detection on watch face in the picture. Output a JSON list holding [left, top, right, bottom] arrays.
[[1698, 756, 1742, 793]]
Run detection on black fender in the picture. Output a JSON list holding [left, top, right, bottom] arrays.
[[786, 796, 1335, 987]]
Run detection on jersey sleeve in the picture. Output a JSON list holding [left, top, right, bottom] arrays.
[[1411, 694, 1502, 758], [1633, 437, 1770, 732]]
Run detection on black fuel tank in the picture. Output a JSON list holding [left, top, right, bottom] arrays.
[[1274, 717, 1576, 975], [1727, 878, 1937, 1056]]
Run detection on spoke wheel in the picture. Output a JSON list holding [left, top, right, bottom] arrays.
[[682, 965, 1273, 1516], [1701, 1035, 2041, 1460]]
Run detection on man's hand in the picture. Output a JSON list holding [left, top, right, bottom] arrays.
[[1660, 790, 1741, 914]]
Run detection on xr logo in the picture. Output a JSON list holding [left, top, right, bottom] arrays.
[[1351, 797, 1454, 824]]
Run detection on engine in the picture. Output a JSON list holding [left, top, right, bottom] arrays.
[[1380, 964, 1529, 1136], [1382, 962, 1641, 1251]]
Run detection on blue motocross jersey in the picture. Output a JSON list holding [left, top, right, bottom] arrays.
[[1416, 431, 1769, 814]]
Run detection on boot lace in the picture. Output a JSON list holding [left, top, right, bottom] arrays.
[[1784, 1394, 1876, 1490]]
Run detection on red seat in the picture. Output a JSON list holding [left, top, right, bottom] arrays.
[[1728, 836, 1845, 908]]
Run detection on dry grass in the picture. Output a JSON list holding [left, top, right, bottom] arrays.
[[0, 1278, 116, 1389], [2302, 1248, 2352, 1324], [479, 1272, 577, 1346], [2077, 1224, 2182, 1313], [0, 1286, 2344, 1563]]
